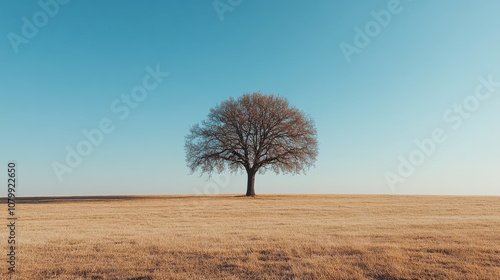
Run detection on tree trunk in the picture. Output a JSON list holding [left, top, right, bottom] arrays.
[[246, 168, 256, 197]]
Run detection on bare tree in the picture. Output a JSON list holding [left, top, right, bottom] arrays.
[[185, 92, 318, 196]]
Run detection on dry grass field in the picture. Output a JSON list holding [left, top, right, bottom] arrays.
[[2, 194, 499, 279]]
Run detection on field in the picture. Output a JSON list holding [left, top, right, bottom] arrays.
[[3, 194, 499, 279]]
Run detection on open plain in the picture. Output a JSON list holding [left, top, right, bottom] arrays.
[[3, 194, 499, 279]]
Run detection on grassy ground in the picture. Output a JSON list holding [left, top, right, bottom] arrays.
[[2, 194, 499, 279]]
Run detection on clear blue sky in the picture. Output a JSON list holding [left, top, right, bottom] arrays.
[[1, 0, 499, 196]]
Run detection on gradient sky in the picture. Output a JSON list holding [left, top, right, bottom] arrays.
[[1, 0, 499, 196]]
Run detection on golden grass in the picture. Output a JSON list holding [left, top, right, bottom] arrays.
[[3, 194, 499, 279]]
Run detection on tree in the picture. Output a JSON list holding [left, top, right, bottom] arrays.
[[185, 92, 319, 196]]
